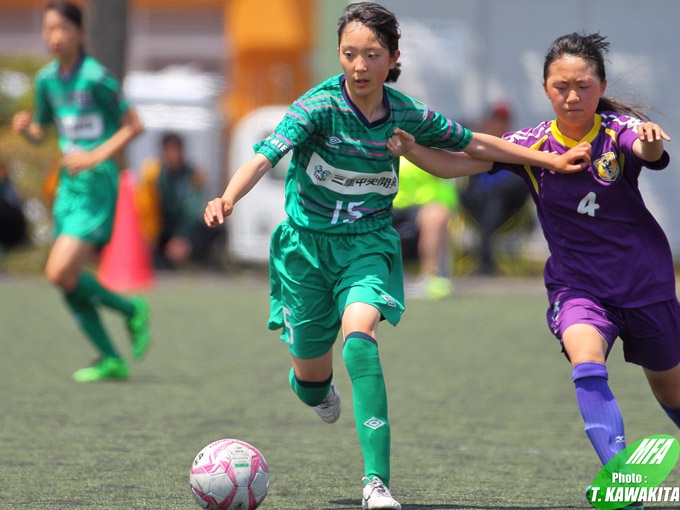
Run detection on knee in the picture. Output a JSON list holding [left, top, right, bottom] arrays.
[[645, 365, 680, 408], [650, 382, 680, 408], [658, 395, 680, 409], [417, 203, 450, 231], [572, 362, 608, 382], [44, 264, 63, 288], [343, 333, 382, 378], [44, 263, 77, 291], [288, 368, 332, 407]]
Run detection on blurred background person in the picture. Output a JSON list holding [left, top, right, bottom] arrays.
[[392, 156, 456, 300], [0, 159, 28, 255], [137, 131, 226, 270], [459, 102, 532, 276], [11, 1, 149, 382]]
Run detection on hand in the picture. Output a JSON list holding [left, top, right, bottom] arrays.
[[11, 111, 31, 134], [386, 127, 416, 156], [62, 151, 99, 175], [204, 198, 233, 227], [637, 122, 671, 143], [553, 142, 592, 174]]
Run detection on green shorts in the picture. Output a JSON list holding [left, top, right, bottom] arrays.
[[268, 219, 405, 359], [52, 160, 119, 247]]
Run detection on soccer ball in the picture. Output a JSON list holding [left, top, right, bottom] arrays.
[[190, 438, 269, 510]]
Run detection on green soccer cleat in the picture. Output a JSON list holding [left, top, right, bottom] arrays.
[[127, 297, 151, 360], [72, 357, 129, 383], [585, 485, 644, 510]]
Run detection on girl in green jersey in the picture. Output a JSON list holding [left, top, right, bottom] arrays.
[[12, 1, 150, 382], [205, 3, 589, 508]]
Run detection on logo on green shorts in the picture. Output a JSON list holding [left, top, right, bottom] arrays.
[[381, 294, 396, 307], [588, 434, 680, 508]]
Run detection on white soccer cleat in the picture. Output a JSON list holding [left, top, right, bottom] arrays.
[[314, 383, 341, 423], [362, 476, 401, 510]]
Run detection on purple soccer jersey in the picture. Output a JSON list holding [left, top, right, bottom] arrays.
[[492, 112, 673, 307]]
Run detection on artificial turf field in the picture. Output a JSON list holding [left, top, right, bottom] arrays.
[[1, 273, 679, 509]]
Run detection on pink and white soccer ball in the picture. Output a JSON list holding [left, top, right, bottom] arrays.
[[190, 438, 269, 510]]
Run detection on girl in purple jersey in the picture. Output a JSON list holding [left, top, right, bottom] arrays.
[[389, 32, 678, 508]]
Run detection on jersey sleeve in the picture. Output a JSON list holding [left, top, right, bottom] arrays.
[[413, 109, 472, 151], [610, 113, 671, 171], [390, 90, 472, 151], [644, 150, 671, 170], [253, 100, 314, 166], [91, 69, 129, 123], [254, 100, 313, 166], [32, 74, 54, 127], [487, 127, 543, 176]]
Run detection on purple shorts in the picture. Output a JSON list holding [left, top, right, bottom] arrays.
[[547, 289, 680, 371]]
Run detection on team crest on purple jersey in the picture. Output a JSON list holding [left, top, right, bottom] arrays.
[[594, 151, 620, 182]]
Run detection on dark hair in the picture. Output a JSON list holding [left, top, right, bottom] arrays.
[[162, 132, 183, 148], [543, 32, 648, 120], [44, 1, 83, 29], [337, 2, 401, 83]]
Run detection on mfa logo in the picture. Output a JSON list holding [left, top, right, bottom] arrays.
[[588, 434, 679, 509]]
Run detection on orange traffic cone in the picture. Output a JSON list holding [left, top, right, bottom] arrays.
[[98, 169, 154, 292]]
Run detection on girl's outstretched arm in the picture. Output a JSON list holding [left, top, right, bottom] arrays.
[[204, 153, 272, 227], [388, 127, 591, 178], [388, 127, 492, 178], [633, 121, 670, 163], [464, 132, 590, 173]]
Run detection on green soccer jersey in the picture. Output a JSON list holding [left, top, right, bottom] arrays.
[[255, 74, 472, 234], [33, 55, 129, 157], [33, 54, 129, 245]]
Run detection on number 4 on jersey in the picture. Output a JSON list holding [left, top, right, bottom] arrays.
[[577, 191, 600, 217]]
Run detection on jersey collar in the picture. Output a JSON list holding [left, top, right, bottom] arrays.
[[339, 75, 391, 128], [550, 114, 602, 147], [59, 52, 86, 83]]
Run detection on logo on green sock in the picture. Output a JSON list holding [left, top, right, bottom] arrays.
[[364, 417, 386, 430], [588, 434, 679, 509]]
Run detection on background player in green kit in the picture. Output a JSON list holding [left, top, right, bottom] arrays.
[[205, 3, 589, 508], [11, 1, 149, 382]]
